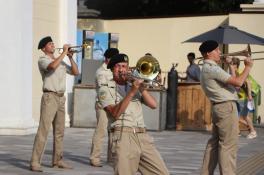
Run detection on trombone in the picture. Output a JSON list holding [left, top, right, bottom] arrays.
[[196, 44, 264, 65], [127, 55, 162, 87], [55, 43, 89, 53]]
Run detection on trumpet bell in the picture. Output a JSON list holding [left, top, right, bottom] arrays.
[[132, 55, 160, 81]]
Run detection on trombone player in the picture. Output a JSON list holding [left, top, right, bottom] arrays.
[[30, 36, 79, 172], [199, 40, 253, 175], [98, 53, 169, 175]]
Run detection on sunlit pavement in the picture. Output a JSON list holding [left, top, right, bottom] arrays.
[[0, 127, 263, 175]]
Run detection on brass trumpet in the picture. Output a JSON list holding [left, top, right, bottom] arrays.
[[55, 43, 89, 53]]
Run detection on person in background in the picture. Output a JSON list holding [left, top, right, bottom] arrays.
[[198, 40, 253, 175], [90, 48, 119, 167], [231, 57, 257, 139], [186, 52, 200, 82], [98, 53, 169, 175], [30, 36, 79, 172]]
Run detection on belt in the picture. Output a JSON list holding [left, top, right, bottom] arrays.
[[43, 90, 64, 97], [110, 127, 146, 133], [212, 100, 235, 105]]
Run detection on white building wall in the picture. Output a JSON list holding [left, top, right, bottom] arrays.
[[0, 0, 77, 135], [0, 0, 36, 135], [59, 0, 78, 126]]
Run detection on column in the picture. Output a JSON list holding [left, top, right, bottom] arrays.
[[59, 0, 78, 127], [0, 0, 37, 135]]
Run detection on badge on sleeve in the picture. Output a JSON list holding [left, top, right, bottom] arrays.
[[99, 91, 107, 100]]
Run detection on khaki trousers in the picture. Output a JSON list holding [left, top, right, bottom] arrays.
[[30, 93, 66, 167], [90, 103, 108, 163], [201, 101, 239, 175], [111, 131, 169, 175]]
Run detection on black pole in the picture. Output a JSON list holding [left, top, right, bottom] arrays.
[[166, 64, 178, 130]]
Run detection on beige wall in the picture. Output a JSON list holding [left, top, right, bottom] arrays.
[[104, 16, 228, 72]]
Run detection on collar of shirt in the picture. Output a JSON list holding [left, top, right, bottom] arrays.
[[102, 62, 108, 70]]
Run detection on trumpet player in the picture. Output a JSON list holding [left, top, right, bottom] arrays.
[[199, 40, 253, 175], [30, 36, 79, 172], [98, 53, 169, 175]]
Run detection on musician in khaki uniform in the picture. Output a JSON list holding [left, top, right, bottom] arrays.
[[199, 40, 253, 175], [98, 53, 169, 175], [90, 48, 119, 167], [30, 36, 79, 172]]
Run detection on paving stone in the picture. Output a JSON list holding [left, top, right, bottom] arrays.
[[0, 127, 263, 175]]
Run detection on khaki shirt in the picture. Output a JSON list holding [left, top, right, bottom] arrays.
[[95, 63, 113, 108], [200, 59, 237, 103], [95, 63, 113, 88], [98, 81, 145, 128], [38, 55, 71, 93]]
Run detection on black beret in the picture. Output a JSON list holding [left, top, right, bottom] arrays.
[[104, 48, 119, 59], [199, 40, 218, 53], [107, 53, 129, 69], [38, 36, 53, 49]]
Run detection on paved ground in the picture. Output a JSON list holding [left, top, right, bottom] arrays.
[[0, 127, 264, 175]]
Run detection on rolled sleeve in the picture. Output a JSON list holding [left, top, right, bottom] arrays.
[[38, 56, 52, 71]]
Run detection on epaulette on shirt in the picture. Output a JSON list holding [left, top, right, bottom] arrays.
[[98, 81, 116, 101], [100, 81, 115, 88]]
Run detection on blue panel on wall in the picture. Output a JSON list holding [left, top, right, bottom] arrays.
[[93, 32, 109, 60]]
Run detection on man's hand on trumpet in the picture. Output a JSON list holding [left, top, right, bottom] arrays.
[[67, 49, 76, 59], [62, 44, 70, 54]]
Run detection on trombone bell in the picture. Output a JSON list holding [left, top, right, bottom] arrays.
[[132, 55, 160, 81]]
